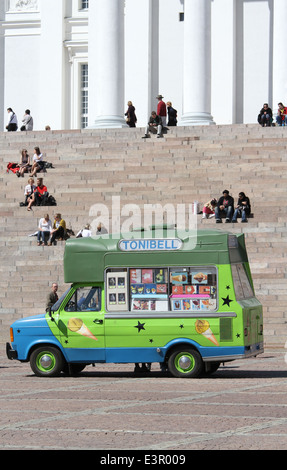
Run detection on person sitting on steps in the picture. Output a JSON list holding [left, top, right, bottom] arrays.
[[202, 198, 217, 219], [276, 102, 287, 126], [48, 214, 66, 245], [215, 190, 234, 223], [24, 177, 36, 206], [37, 213, 52, 245], [142, 111, 163, 139], [30, 147, 44, 177], [258, 103, 273, 127], [232, 192, 251, 223], [16, 149, 31, 177]]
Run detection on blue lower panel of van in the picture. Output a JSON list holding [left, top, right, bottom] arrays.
[[106, 348, 165, 364], [105, 346, 248, 364], [64, 345, 251, 364], [64, 348, 106, 363], [64, 347, 161, 364]]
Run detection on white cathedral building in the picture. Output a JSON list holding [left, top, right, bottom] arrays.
[[0, 0, 286, 131]]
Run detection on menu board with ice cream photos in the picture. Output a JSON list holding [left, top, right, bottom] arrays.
[[106, 271, 128, 311], [170, 267, 217, 312], [130, 268, 169, 312], [106, 266, 217, 313]]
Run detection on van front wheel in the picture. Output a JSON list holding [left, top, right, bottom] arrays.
[[30, 346, 64, 377], [168, 347, 203, 378]]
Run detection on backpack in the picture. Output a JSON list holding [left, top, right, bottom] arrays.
[[7, 162, 20, 174], [47, 195, 57, 206], [44, 162, 54, 169]]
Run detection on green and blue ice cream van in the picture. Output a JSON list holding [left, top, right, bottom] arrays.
[[6, 227, 263, 377]]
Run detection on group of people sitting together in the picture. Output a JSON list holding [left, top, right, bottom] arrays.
[[35, 218, 107, 247], [9, 144, 66, 246], [12, 146, 47, 178], [9, 145, 56, 210], [36, 213, 67, 246], [10, 141, 109, 247], [258, 102, 287, 127], [202, 190, 251, 223], [25, 177, 50, 211], [139, 94, 177, 138]]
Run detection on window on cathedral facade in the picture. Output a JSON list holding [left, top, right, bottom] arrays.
[[81, 64, 88, 129], [81, 0, 89, 9]]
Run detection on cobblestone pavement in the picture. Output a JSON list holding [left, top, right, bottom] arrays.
[[0, 347, 287, 451]]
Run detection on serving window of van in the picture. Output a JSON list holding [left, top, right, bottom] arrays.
[[105, 267, 217, 313]]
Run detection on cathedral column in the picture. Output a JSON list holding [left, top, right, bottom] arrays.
[[40, 0, 65, 130], [88, 0, 127, 128], [179, 0, 214, 126], [273, 0, 287, 111]]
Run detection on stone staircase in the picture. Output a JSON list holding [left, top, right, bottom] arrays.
[[0, 124, 287, 347]]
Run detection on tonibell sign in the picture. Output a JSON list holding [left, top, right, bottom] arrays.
[[118, 238, 183, 252]]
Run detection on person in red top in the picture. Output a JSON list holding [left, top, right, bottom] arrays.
[[27, 177, 49, 211], [156, 94, 167, 127], [276, 102, 287, 126]]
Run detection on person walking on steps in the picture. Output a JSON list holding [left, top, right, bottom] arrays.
[[6, 108, 18, 132]]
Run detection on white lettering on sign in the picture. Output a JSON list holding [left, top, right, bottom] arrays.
[[118, 238, 183, 252]]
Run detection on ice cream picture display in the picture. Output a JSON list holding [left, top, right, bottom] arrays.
[[195, 319, 219, 346], [68, 318, 98, 341], [192, 272, 208, 284]]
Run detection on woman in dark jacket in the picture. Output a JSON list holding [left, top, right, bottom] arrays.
[[167, 101, 177, 126], [232, 192, 251, 223], [258, 103, 272, 127], [125, 101, 137, 127]]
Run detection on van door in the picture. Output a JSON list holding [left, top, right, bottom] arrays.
[[58, 286, 105, 362]]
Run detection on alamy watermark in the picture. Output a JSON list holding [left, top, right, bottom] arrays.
[[89, 196, 198, 245]]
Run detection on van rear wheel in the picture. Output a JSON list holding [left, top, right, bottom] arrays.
[[168, 347, 203, 378], [30, 346, 64, 377]]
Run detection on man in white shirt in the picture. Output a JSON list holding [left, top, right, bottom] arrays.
[[76, 223, 92, 238], [24, 177, 36, 206], [21, 109, 34, 131]]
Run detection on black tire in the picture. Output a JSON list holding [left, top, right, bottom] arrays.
[[30, 346, 64, 377], [168, 347, 203, 378]]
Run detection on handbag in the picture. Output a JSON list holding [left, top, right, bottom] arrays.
[[20, 117, 32, 131]]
